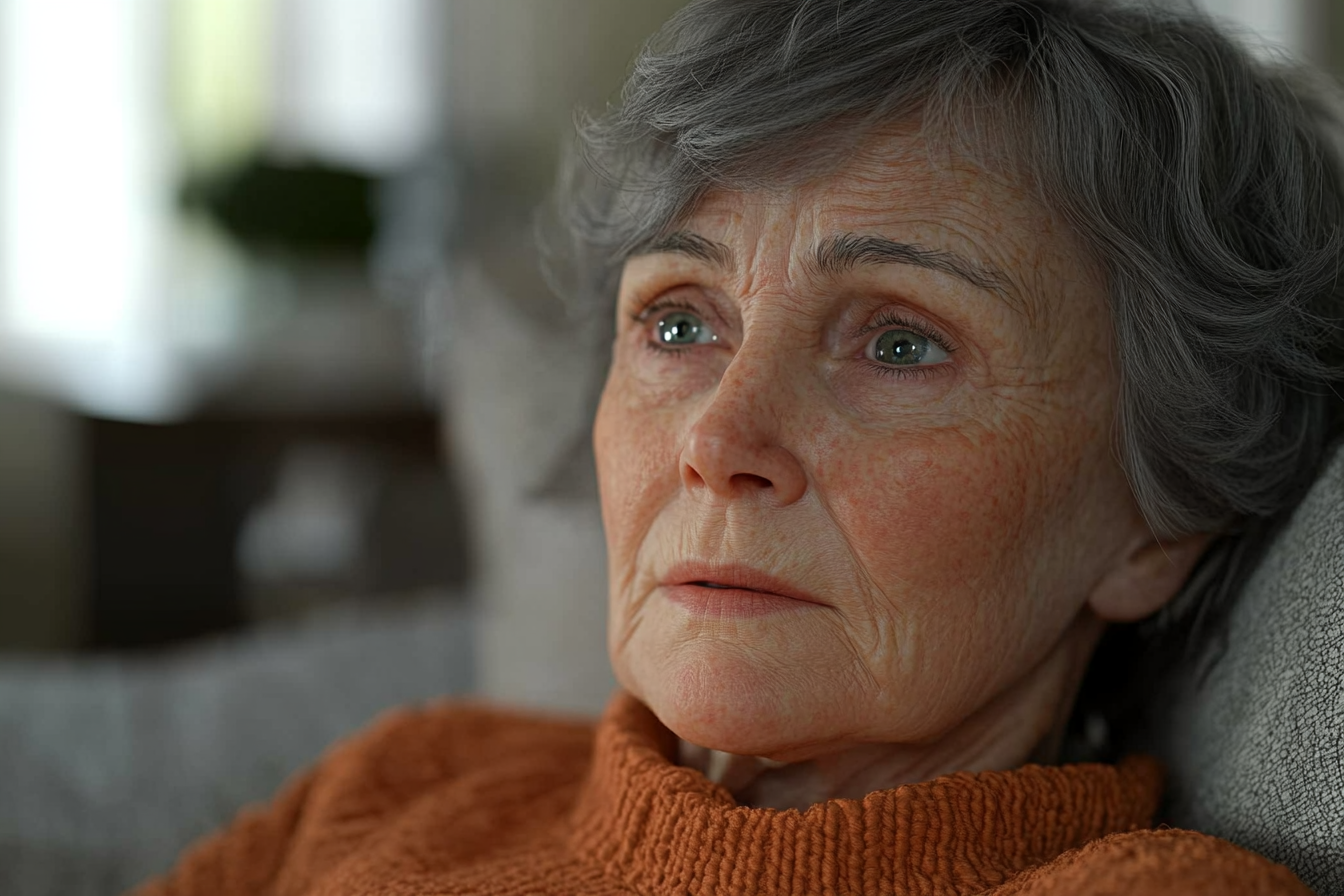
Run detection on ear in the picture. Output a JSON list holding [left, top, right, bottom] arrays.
[[1088, 532, 1213, 623]]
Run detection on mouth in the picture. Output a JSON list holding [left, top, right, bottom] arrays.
[[660, 563, 829, 617]]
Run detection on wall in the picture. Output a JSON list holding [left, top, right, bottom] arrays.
[[0, 389, 82, 651], [442, 0, 686, 713]]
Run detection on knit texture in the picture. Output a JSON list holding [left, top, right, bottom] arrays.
[[133, 693, 1312, 896]]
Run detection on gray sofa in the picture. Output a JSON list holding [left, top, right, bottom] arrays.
[[0, 597, 474, 896], [1148, 444, 1344, 893]]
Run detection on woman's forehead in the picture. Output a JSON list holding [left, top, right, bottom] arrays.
[[685, 129, 1044, 241], [662, 133, 1090, 325]]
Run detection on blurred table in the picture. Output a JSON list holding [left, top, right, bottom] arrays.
[[0, 297, 468, 653]]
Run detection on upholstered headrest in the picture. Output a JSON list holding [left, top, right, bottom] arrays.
[[1150, 444, 1344, 893]]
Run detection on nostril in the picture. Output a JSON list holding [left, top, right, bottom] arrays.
[[733, 473, 774, 491], [678, 411, 808, 505]]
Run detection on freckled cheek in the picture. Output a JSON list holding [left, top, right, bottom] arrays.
[[594, 385, 683, 565], [820, 428, 1040, 611]]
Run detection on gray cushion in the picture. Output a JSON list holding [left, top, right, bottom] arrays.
[[1151, 445, 1344, 893], [0, 597, 475, 896]]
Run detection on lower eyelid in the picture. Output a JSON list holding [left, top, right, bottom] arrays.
[[864, 362, 947, 381], [640, 338, 708, 358]]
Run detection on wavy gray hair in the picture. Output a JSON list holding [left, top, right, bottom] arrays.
[[542, 0, 1344, 622]]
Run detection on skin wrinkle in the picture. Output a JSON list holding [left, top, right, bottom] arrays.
[[639, 229, 1014, 301], [814, 499, 909, 690], [594, 129, 1203, 808], [820, 146, 1046, 317], [807, 446, 929, 691]]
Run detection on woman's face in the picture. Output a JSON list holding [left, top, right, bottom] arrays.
[[594, 132, 1151, 761]]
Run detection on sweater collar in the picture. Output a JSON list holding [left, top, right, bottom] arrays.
[[569, 692, 1162, 896]]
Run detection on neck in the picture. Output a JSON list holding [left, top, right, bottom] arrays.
[[680, 611, 1106, 811]]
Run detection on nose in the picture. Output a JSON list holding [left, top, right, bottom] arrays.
[[678, 355, 809, 506]]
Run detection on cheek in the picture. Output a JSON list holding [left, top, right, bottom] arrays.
[[594, 378, 681, 572], [818, 419, 1065, 653], [822, 426, 1025, 558]]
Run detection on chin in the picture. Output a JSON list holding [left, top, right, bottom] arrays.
[[626, 642, 843, 760]]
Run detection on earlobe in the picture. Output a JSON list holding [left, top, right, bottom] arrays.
[[1088, 532, 1213, 623]]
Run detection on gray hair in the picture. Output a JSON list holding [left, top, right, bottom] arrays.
[[542, 0, 1344, 623]]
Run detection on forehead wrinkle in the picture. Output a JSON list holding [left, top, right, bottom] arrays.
[[644, 175, 1058, 329], [801, 195, 1048, 326], [805, 138, 1060, 325]]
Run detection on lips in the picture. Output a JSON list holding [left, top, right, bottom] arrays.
[[661, 562, 829, 607]]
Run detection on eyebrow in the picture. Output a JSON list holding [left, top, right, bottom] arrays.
[[639, 230, 733, 268], [637, 229, 1020, 310], [812, 233, 1011, 295]]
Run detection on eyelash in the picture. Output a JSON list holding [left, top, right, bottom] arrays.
[[856, 311, 958, 381], [632, 298, 957, 380], [633, 297, 705, 357]]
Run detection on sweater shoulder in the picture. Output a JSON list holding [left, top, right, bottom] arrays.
[[133, 700, 598, 896], [997, 828, 1312, 896], [312, 698, 597, 805], [336, 698, 597, 767]]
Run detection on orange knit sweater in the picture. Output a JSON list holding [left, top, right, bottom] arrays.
[[133, 693, 1311, 896]]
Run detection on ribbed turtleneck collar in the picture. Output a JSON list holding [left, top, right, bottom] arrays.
[[568, 692, 1162, 896]]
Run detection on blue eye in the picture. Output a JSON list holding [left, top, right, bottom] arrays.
[[655, 311, 718, 346], [868, 328, 949, 366]]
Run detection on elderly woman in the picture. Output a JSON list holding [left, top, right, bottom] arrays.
[[138, 1, 1341, 894]]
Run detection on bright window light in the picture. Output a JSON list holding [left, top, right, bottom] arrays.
[[1, 0, 166, 342], [0, 0, 176, 419], [1196, 0, 1307, 57], [272, 0, 439, 172]]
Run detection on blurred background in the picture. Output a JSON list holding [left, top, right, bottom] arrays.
[[0, 0, 1336, 893], [0, 0, 684, 660]]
